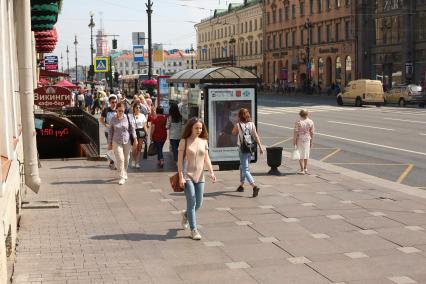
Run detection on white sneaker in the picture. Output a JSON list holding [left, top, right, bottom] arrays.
[[124, 173, 128, 180], [304, 169, 309, 175], [181, 211, 189, 230], [191, 229, 202, 240], [118, 178, 125, 185]]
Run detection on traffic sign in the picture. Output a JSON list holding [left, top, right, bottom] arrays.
[[132, 32, 145, 45], [94, 57, 109, 73], [133, 45, 145, 62]]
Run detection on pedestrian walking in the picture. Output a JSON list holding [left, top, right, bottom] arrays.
[[128, 103, 147, 168], [107, 102, 137, 185], [150, 106, 167, 168], [232, 108, 263, 197], [293, 109, 315, 175], [100, 95, 118, 170], [178, 118, 216, 240], [84, 90, 93, 113], [166, 103, 183, 163]]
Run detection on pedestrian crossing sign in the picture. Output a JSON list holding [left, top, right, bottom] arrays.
[[94, 57, 109, 73]]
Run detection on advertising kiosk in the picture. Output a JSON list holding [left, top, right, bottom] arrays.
[[167, 67, 258, 170]]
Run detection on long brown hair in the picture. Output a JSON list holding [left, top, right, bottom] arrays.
[[181, 118, 208, 139], [238, 108, 251, 123]]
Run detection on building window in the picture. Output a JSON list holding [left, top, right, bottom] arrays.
[[260, 18, 262, 29], [335, 22, 340, 41], [254, 19, 257, 31], [345, 21, 351, 39], [255, 41, 258, 54], [318, 58, 324, 84], [301, 29, 304, 45], [326, 0, 331, 11], [241, 22, 244, 33], [292, 4, 296, 19], [245, 22, 248, 33], [273, 34, 277, 49], [285, 32, 289, 47], [279, 9, 282, 22], [336, 0, 341, 8], [260, 39, 263, 53], [292, 30, 296, 46], [267, 12, 270, 24], [272, 9, 276, 23], [310, 0, 314, 15], [326, 24, 332, 42], [246, 42, 249, 55], [300, 1, 305, 17], [250, 41, 253, 55], [285, 6, 289, 21], [318, 0, 322, 13], [250, 20, 253, 32], [317, 25, 322, 43]]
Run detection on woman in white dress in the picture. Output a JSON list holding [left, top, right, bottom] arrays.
[[293, 109, 315, 174]]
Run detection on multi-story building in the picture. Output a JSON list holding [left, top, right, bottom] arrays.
[[357, 0, 426, 87], [114, 49, 197, 76], [264, 0, 356, 89], [1, 1, 41, 282], [195, 0, 263, 78]]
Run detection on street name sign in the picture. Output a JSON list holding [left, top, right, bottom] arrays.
[[44, 55, 58, 71], [94, 57, 109, 73]]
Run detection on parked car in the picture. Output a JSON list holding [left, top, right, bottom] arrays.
[[384, 84, 426, 108], [337, 79, 384, 107]]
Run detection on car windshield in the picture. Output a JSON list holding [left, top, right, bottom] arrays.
[[408, 85, 422, 92]]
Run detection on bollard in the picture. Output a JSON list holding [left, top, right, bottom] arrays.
[[266, 147, 283, 175]]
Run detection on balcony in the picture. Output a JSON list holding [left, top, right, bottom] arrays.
[[212, 56, 234, 66]]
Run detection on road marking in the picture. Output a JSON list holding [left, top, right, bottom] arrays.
[[259, 121, 426, 156], [328, 121, 394, 131], [384, 117, 426, 124], [332, 163, 407, 166], [420, 133, 426, 136], [270, 137, 293, 147], [396, 164, 414, 184], [320, 148, 341, 162]]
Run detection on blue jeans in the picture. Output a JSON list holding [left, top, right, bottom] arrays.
[[239, 150, 254, 184], [184, 180, 205, 230], [154, 141, 165, 161], [170, 139, 180, 162]]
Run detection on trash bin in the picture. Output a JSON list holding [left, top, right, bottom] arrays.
[[266, 147, 283, 175]]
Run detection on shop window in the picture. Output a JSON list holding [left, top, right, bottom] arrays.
[[335, 57, 342, 84], [345, 56, 352, 84]]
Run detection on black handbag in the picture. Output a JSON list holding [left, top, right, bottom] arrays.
[[135, 128, 146, 139], [126, 115, 136, 145]]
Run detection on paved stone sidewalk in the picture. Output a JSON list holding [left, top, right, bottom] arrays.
[[11, 152, 426, 284]]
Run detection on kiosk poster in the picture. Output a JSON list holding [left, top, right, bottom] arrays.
[[207, 87, 256, 162]]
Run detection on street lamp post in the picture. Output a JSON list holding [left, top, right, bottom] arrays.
[[146, 0, 153, 79], [229, 37, 236, 67], [74, 35, 78, 82], [60, 53, 64, 72], [66, 45, 70, 74], [190, 44, 194, 69], [305, 18, 313, 92], [88, 12, 96, 82]]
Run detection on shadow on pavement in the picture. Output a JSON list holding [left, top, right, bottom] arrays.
[[90, 229, 186, 242]]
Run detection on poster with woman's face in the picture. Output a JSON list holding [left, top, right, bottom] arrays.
[[207, 87, 256, 162]]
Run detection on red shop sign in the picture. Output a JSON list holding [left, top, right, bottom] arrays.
[[34, 86, 72, 108]]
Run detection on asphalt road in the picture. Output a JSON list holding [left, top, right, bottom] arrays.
[[257, 93, 426, 189]]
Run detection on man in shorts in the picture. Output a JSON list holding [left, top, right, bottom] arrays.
[[100, 95, 118, 169]]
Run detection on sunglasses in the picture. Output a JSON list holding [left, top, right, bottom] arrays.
[[110, 101, 117, 104]]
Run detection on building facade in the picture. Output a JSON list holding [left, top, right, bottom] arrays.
[[357, 0, 426, 88], [195, 0, 263, 78], [1, 0, 41, 282], [264, 0, 356, 89]]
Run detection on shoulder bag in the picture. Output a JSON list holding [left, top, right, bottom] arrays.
[[170, 139, 187, 192], [126, 115, 135, 145], [134, 115, 147, 139]]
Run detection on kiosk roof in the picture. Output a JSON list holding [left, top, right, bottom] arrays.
[[167, 67, 257, 84]]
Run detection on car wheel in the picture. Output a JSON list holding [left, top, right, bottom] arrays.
[[337, 96, 343, 106], [399, 98, 406, 107], [383, 99, 387, 106], [355, 97, 362, 107], [375, 103, 382, 107]]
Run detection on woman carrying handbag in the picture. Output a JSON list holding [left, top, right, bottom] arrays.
[[232, 108, 263, 197], [178, 118, 216, 240], [128, 104, 148, 168]]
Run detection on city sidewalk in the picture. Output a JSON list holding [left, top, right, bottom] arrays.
[[11, 148, 426, 283]]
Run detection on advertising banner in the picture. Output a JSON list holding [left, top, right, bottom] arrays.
[[157, 76, 170, 114], [44, 55, 58, 71], [153, 50, 164, 62], [34, 86, 72, 108], [206, 86, 256, 163]]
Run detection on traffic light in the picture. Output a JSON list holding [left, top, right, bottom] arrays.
[[112, 39, 117, 49]]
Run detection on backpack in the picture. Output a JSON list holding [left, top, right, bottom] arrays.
[[238, 123, 257, 154]]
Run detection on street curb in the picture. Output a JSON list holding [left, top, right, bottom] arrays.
[[280, 150, 426, 199]]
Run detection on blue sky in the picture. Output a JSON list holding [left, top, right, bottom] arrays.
[[55, 0, 233, 68]]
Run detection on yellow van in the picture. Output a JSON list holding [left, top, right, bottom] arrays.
[[337, 79, 384, 107]]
